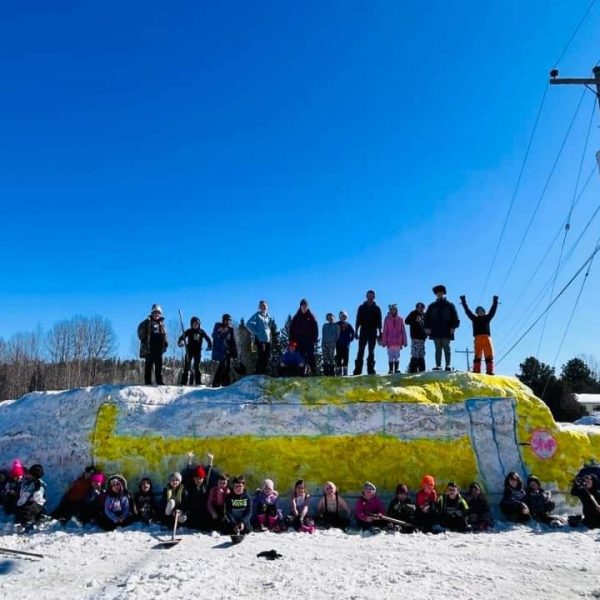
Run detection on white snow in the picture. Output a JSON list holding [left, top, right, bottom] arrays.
[[0, 518, 599, 600]]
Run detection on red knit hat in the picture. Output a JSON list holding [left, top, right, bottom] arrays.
[[195, 466, 206, 479]]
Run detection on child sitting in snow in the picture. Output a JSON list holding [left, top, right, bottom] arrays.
[[52, 464, 96, 522], [207, 473, 230, 530], [315, 481, 351, 530], [287, 479, 315, 533], [15, 464, 46, 530], [253, 478, 284, 532], [133, 477, 158, 524], [355, 481, 387, 532], [435, 481, 469, 532], [415, 474, 438, 532], [386, 483, 417, 533], [223, 475, 252, 537], [100, 474, 133, 531], [525, 475, 563, 527], [466, 482, 493, 531], [500, 472, 530, 523], [3, 459, 25, 515], [80, 472, 106, 524], [162, 472, 189, 528]]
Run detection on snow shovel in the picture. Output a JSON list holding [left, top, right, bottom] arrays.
[[154, 510, 182, 549]]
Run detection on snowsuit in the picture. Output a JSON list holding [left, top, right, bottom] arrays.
[[246, 311, 276, 375], [15, 477, 46, 527], [290, 309, 319, 375], [381, 312, 408, 373], [224, 490, 252, 535], [185, 471, 212, 530], [138, 316, 168, 385], [178, 327, 212, 385], [525, 486, 557, 525], [211, 323, 238, 387], [253, 489, 284, 531], [81, 486, 105, 524], [436, 493, 469, 532], [354, 301, 382, 375], [335, 321, 355, 376], [424, 298, 460, 369], [322, 322, 340, 376], [52, 473, 92, 521], [405, 309, 427, 373], [571, 475, 600, 529], [355, 494, 387, 531], [460, 297, 498, 375]]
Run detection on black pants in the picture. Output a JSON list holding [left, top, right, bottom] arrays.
[[297, 341, 316, 374], [356, 332, 377, 365], [15, 502, 44, 526], [182, 351, 201, 385], [213, 357, 232, 387], [335, 345, 349, 368], [144, 350, 164, 385], [256, 341, 271, 375]]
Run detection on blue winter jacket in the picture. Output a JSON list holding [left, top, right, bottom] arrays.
[[246, 311, 275, 343]]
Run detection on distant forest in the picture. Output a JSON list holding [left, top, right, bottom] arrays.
[[0, 315, 597, 423]]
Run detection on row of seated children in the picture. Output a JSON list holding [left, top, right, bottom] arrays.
[[4, 459, 600, 534]]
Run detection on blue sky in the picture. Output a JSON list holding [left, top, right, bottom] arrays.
[[1, 1, 599, 376]]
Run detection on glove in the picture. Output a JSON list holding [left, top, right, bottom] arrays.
[[178, 512, 187, 524], [178, 341, 185, 348], [165, 498, 176, 516], [459, 295, 466, 302], [493, 295, 499, 302]]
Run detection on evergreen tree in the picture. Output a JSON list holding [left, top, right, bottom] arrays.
[[561, 358, 598, 393]]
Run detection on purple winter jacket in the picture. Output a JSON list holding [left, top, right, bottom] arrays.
[[355, 494, 386, 523], [381, 314, 408, 348]]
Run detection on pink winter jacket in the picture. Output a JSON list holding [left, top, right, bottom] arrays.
[[355, 494, 386, 523], [381, 314, 407, 348]]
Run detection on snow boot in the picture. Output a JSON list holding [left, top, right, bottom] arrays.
[[485, 358, 494, 375], [473, 358, 481, 374], [367, 359, 375, 375], [342, 366, 348, 376], [353, 360, 363, 375], [394, 360, 400, 373], [388, 362, 394, 375], [418, 358, 426, 372], [408, 357, 418, 374]]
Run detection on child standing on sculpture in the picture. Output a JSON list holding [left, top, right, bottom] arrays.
[[424, 285, 460, 371], [322, 313, 340, 376], [459, 295, 498, 375], [381, 304, 408, 374]]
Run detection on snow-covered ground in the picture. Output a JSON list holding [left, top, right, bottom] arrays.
[[0, 518, 599, 600]]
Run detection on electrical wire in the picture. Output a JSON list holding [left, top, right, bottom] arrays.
[[552, 0, 597, 69]]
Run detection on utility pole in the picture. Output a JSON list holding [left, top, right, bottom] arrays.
[[455, 347, 472, 371], [549, 65, 600, 110]]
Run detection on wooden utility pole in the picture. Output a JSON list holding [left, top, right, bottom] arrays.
[[549, 66, 600, 110], [456, 347, 472, 371]]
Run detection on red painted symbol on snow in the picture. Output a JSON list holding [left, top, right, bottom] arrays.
[[530, 429, 558, 459]]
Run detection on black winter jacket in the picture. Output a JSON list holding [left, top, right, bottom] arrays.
[[355, 302, 382, 336], [461, 298, 498, 337], [405, 310, 427, 340], [424, 299, 460, 340]]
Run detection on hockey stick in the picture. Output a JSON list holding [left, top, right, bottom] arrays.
[[368, 512, 412, 528]]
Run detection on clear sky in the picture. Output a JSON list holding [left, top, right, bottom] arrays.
[[1, 1, 599, 376]]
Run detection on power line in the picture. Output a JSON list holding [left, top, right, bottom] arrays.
[[498, 88, 588, 293], [497, 239, 600, 365], [552, 0, 597, 69]]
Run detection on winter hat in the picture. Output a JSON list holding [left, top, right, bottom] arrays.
[[432, 285, 447, 295], [195, 466, 206, 479], [421, 474, 435, 488], [416, 302, 425, 309], [363, 481, 377, 493], [29, 464, 44, 479], [150, 304, 163, 315], [475, 306, 486, 314], [469, 482, 481, 493], [326, 312, 335, 319], [299, 299, 308, 307], [262, 479, 275, 491], [289, 341, 298, 350], [91, 472, 105, 485], [190, 316, 200, 325], [222, 313, 232, 322], [339, 311, 348, 319], [395, 483, 409, 495], [169, 471, 182, 483], [9, 460, 24, 479], [527, 475, 541, 487]]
